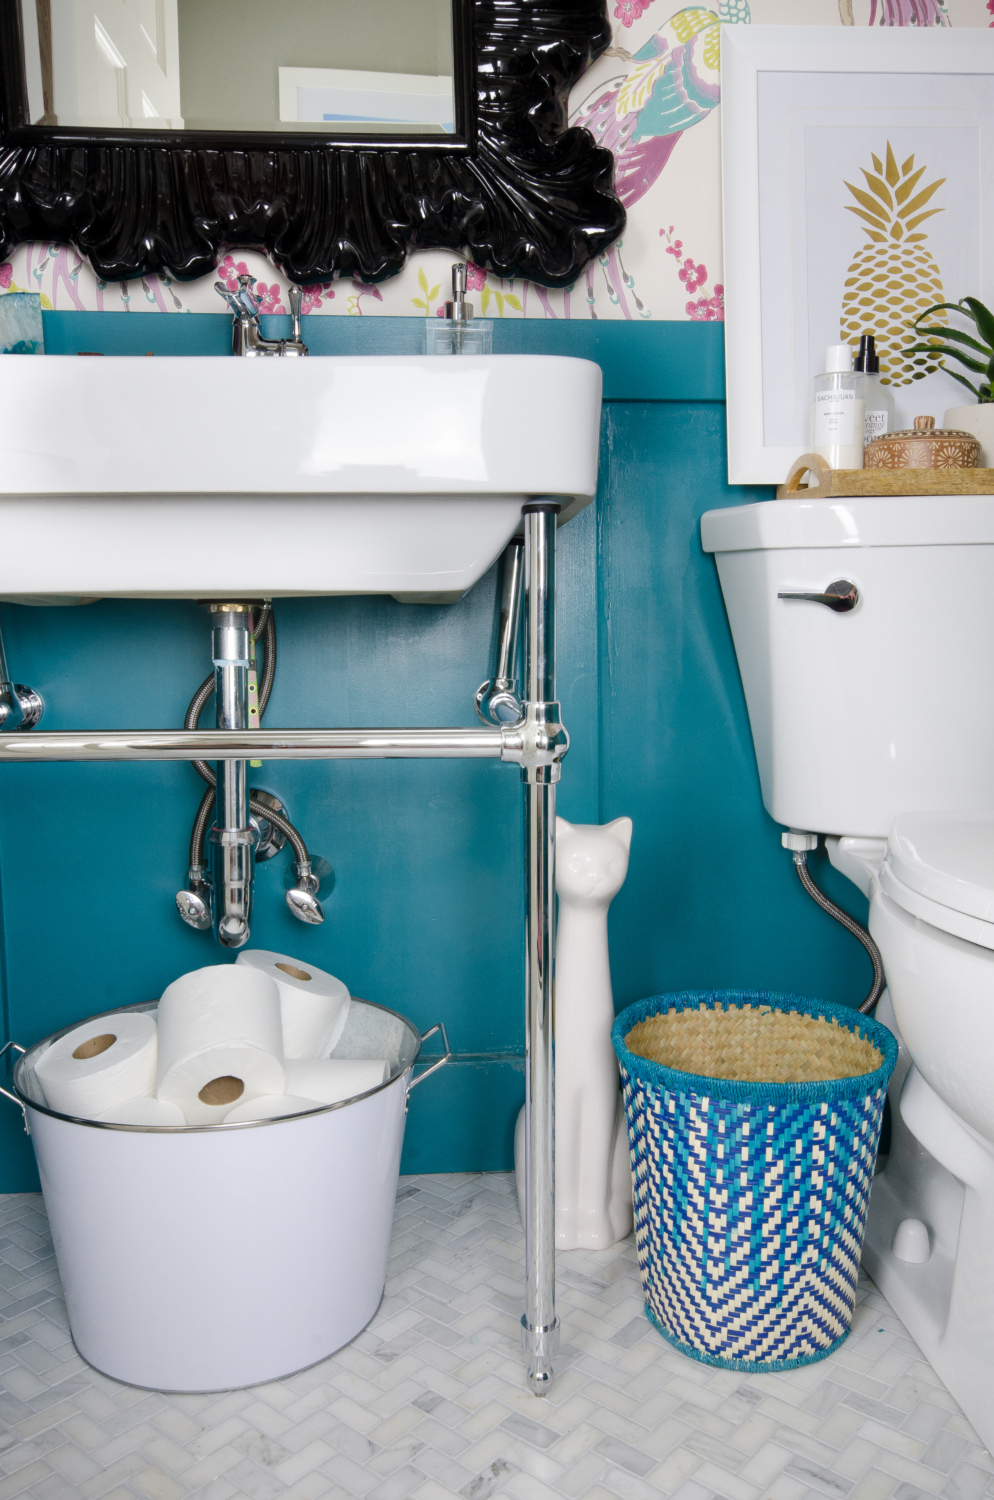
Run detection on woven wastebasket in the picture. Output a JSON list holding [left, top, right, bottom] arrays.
[[612, 990, 898, 1372]]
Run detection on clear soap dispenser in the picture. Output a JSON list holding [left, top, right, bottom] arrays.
[[426, 263, 492, 355], [810, 343, 864, 469], [854, 333, 895, 448]]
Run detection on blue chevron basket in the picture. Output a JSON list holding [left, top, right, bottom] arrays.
[[612, 990, 897, 1373]]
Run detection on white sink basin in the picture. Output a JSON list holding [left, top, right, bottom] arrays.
[[0, 354, 601, 603]]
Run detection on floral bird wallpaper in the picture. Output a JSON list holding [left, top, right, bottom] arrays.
[[1, 0, 989, 323]]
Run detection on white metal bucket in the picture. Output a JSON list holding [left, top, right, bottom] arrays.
[[1, 998, 448, 1392]]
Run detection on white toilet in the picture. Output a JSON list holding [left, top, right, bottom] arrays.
[[701, 494, 994, 1445]]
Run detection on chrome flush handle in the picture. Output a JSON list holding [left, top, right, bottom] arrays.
[[778, 579, 859, 613]]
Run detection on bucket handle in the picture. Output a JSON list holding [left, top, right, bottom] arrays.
[[409, 1021, 451, 1091], [0, 1042, 27, 1129]]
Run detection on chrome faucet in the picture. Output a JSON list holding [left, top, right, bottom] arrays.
[[214, 275, 308, 357]]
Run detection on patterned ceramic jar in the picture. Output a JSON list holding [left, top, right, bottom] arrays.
[[865, 415, 981, 469]]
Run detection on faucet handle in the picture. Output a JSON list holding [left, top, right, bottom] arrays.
[[288, 285, 303, 343], [214, 280, 242, 313]]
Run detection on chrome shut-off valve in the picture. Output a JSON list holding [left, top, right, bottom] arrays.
[[285, 860, 325, 924], [0, 620, 42, 732], [176, 870, 213, 931]]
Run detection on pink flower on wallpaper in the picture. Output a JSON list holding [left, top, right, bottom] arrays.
[[0, 264, 12, 289], [253, 282, 285, 315], [300, 283, 335, 314], [686, 284, 724, 322], [466, 263, 487, 291], [614, 0, 654, 26], [988, 0, 994, 22], [664, 239, 684, 260], [216, 255, 250, 292], [678, 258, 707, 294]]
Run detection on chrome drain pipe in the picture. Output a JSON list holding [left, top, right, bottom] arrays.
[[210, 604, 257, 948]]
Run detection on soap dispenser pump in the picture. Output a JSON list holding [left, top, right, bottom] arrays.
[[427, 263, 492, 355], [854, 333, 895, 446]]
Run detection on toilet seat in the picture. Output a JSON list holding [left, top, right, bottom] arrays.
[[880, 812, 994, 952]]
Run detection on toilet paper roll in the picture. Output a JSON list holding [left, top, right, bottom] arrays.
[[223, 1094, 319, 1125], [34, 1012, 157, 1119], [94, 1096, 186, 1127], [235, 950, 351, 1058], [156, 964, 284, 1126], [284, 1057, 389, 1106]]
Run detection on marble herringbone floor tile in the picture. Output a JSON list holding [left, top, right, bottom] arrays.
[[0, 1177, 990, 1500]]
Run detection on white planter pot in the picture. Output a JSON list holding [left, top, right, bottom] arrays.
[[944, 404, 994, 466], [2, 999, 448, 1392]]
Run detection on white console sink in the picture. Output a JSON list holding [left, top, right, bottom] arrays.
[[0, 354, 601, 603]]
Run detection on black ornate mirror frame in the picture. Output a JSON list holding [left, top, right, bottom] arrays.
[[0, 0, 624, 287]]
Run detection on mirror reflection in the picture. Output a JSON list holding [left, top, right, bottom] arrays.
[[20, 0, 455, 134]]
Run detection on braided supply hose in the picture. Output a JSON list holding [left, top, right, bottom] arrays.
[[792, 849, 886, 1015]]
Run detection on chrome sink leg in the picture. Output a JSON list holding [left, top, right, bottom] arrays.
[[520, 502, 563, 1394], [210, 604, 257, 947]]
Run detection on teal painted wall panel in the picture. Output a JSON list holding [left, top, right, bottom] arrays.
[[0, 319, 867, 1189], [39, 311, 726, 401]]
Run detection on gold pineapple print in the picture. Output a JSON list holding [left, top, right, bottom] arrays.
[[840, 143, 947, 386]]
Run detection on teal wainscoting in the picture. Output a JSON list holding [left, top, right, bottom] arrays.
[[0, 318, 871, 1190]]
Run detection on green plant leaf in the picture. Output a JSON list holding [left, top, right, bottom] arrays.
[[944, 368, 983, 397], [504, 294, 523, 311], [913, 302, 968, 326], [897, 178, 945, 219], [428, 284, 441, 302], [861, 171, 893, 210], [962, 296, 994, 352], [907, 326, 990, 356], [903, 342, 988, 373], [418, 268, 429, 294], [495, 292, 505, 317], [481, 285, 491, 313], [411, 297, 427, 310], [895, 165, 926, 205]]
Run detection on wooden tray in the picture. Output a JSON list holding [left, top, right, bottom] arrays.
[[776, 452, 994, 499]]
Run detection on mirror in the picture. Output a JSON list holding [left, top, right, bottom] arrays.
[[22, 0, 454, 135], [0, 0, 626, 289]]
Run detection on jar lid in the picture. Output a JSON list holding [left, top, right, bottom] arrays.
[[873, 415, 976, 442], [865, 415, 981, 469]]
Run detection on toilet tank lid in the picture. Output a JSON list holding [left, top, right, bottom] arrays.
[[886, 812, 994, 924], [701, 496, 994, 553]]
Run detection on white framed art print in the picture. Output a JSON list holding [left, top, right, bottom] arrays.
[[721, 25, 994, 485]]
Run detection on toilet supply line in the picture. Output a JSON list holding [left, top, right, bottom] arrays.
[[783, 831, 886, 1014]]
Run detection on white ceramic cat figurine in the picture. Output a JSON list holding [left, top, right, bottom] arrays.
[[515, 814, 634, 1250]]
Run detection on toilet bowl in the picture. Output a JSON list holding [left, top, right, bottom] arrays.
[[701, 495, 994, 1445]]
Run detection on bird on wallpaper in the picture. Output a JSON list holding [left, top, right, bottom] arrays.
[[572, 2, 750, 210]]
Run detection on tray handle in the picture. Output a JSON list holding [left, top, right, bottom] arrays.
[[778, 452, 833, 497]]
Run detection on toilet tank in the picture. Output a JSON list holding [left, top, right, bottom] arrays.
[[700, 497, 994, 838]]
